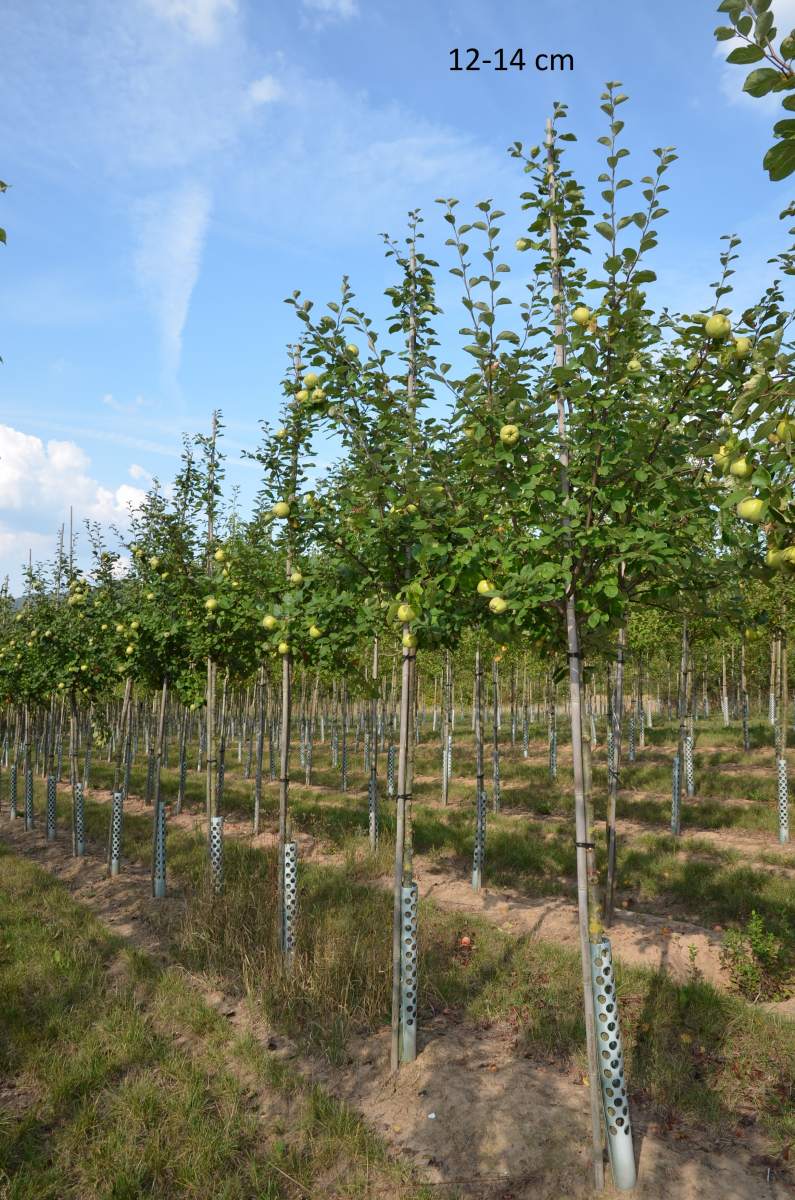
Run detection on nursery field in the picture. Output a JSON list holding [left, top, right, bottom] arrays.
[[3, 8, 795, 1195], [1, 706, 793, 1199]]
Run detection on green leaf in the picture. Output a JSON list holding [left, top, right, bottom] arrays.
[[593, 221, 613, 241], [727, 44, 764, 63], [781, 31, 795, 60], [764, 137, 795, 180], [743, 67, 780, 97], [714, 25, 736, 39]]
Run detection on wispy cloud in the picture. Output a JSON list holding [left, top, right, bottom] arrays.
[[302, 0, 359, 23], [246, 74, 284, 106], [100, 393, 151, 415], [232, 75, 510, 246], [133, 182, 212, 377], [143, 0, 237, 44]]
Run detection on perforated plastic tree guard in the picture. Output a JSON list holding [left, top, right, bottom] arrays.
[[777, 755, 790, 845], [590, 935, 637, 1191], [9, 764, 17, 819], [387, 743, 396, 799], [24, 768, 34, 831], [549, 729, 558, 780], [472, 783, 486, 891], [210, 814, 224, 895], [46, 775, 57, 842], [671, 754, 681, 836], [109, 791, 123, 874], [282, 841, 298, 957], [152, 803, 167, 898], [492, 750, 501, 812], [368, 773, 378, 849], [400, 882, 418, 1063], [73, 781, 86, 857], [684, 735, 695, 798], [628, 714, 636, 763]]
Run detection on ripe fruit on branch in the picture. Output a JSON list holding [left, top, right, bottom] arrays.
[[705, 313, 731, 340], [272, 501, 291, 518], [766, 547, 784, 568], [402, 632, 418, 649], [311, 388, 325, 404], [736, 497, 766, 523], [303, 371, 320, 389], [729, 457, 753, 479], [290, 570, 304, 584], [777, 417, 795, 441], [500, 424, 519, 447], [782, 547, 795, 566], [345, 343, 359, 357], [125, 644, 134, 656], [515, 237, 530, 251], [627, 358, 641, 372], [477, 580, 494, 596], [296, 390, 309, 403], [734, 337, 752, 358], [489, 596, 508, 614], [262, 614, 278, 630], [214, 548, 226, 562], [278, 641, 290, 655], [204, 596, 219, 611], [572, 305, 591, 327], [396, 602, 417, 622], [309, 625, 322, 639], [276, 427, 287, 439], [713, 445, 730, 470]]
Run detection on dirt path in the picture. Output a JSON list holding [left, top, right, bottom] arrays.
[[1, 817, 790, 1200]]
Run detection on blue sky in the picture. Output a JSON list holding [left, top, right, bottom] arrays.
[[1, 0, 794, 590]]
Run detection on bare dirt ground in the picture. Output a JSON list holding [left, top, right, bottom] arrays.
[[2, 817, 791, 1200]]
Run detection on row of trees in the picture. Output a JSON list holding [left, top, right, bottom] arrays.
[[2, 87, 794, 1191]]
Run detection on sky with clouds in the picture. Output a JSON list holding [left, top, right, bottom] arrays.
[[1, 0, 794, 590]]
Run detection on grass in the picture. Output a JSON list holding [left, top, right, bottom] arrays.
[[23, 794, 794, 1152], [171, 838, 795, 1151], [0, 844, 441, 1200], [38, 736, 795, 960]]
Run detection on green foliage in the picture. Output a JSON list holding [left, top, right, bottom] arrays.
[[715, 1, 795, 179], [720, 908, 788, 1000]]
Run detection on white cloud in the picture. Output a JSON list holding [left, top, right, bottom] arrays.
[[0, 425, 146, 521], [129, 463, 151, 481], [143, 0, 237, 43], [0, 424, 147, 585], [246, 74, 284, 106], [133, 183, 212, 376], [302, 0, 358, 20]]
